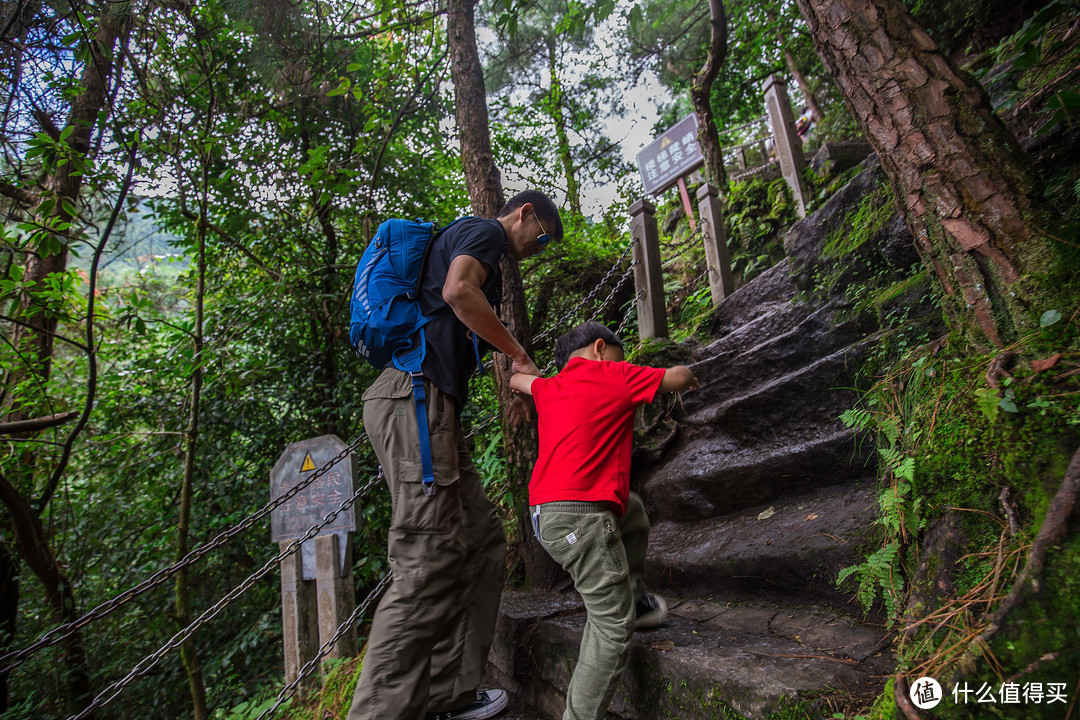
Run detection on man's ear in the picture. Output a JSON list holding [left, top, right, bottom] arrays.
[[593, 338, 606, 360]]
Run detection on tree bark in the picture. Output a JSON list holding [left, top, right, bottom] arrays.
[[446, 0, 564, 588], [0, 472, 92, 716], [6, 0, 131, 410], [690, 0, 728, 189], [795, 0, 1065, 348]]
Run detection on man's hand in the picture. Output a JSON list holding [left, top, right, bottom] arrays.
[[511, 355, 542, 378]]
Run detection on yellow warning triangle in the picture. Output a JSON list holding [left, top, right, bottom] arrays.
[[661, 137, 673, 148], [300, 453, 315, 472]]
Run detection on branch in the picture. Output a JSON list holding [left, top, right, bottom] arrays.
[[0, 411, 79, 435], [957, 443, 1080, 672], [0, 180, 38, 207], [177, 209, 281, 280]]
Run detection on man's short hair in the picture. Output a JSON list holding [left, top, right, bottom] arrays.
[[498, 190, 563, 244], [554, 321, 624, 371]]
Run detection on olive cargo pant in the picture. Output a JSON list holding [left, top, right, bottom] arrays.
[[347, 368, 507, 720], [532, 493, 650, 720]]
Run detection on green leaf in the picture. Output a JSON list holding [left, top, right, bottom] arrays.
[[999, 392, 1019, 413], [1040, 309, 1062, 327]]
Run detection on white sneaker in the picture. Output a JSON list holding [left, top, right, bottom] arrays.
[[426, 689, 509, 720]]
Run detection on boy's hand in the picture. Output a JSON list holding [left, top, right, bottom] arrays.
[[659, 365, 699, 393], [506, 393, 535, 426]]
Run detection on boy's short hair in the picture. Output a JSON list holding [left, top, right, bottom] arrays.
[[554, 321, 624, 371], [498, 190, 564, 244]]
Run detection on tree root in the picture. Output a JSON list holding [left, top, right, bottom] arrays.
[[959, 443, 1080, 673], [893, 673, 923, 720]]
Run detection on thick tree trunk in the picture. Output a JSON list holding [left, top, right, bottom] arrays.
[[0, 534, 18, 712], [796, 0, 1064, 348], [0, 473, 93, 716], [446, 0, 564, 588], [690, 0, 728, 189]]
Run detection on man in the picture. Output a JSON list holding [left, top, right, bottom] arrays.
[[347, 191, 563, 720]]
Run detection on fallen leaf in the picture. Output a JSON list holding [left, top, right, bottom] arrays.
[[757, 506, 776, 521], [804, 512, 819, 521], [1030, 353, 1062, 373], [651, 640, 676, 651]]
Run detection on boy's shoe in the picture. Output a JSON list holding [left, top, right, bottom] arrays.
[[425, 689, 509, 720], [634, 593, 668, 630]]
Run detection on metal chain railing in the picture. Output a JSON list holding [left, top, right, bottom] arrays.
[[257, 571, 394, 720], [65, 472, 382, 720], [533, 237, 637, 345], [0, 433, 369, 675]]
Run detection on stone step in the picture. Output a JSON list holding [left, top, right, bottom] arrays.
[[643, 482, 880, 607], [487, 590, 892, 720], [640, 424, 872, 522]]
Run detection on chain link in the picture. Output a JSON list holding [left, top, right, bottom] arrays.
[[64, 474, 381, 720], [533, 238, 637, 345], [0, 433, 369, 674], [257, 572, 393, 720]]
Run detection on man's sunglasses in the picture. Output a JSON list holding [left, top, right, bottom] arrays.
[[535, 215, 551, 251]]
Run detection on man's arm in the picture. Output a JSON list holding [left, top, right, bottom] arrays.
[[658, 365, 699, 393], [443, 254, 541, 377], [510, 373, 539, 397]]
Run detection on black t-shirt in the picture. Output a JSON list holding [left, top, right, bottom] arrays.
[[419, 216, 505, 408]]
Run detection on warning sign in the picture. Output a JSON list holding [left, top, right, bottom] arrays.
[[270, 435, 358, 544], [636, 114, 704, 195]]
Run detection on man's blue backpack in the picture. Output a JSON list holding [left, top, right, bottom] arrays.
[[349, 218, 463, 496]]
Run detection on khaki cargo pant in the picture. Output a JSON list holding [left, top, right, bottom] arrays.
[[347, 368, 507, 720], [532, 493, 650, 720]]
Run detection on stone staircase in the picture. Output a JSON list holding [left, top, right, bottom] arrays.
[[487, 159, 923, 719]]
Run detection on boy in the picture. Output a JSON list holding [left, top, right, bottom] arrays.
[[509, 321, 699, 720]]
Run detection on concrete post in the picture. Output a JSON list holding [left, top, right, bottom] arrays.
[[735, 146, 747, 170], [696, 184, 736, 305], [763, 74, 810, 218], [315, 534, 358, 663], [629, 199, 668, 339], [280, 541, 319, 689]]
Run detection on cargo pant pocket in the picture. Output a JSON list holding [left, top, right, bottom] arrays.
[[391, 459, 461, 534]]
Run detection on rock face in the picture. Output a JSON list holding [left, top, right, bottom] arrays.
[[488, 157, 935, 719]]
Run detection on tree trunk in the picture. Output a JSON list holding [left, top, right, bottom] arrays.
[[446, 0, 564, 589], [782, 48, 824, 123], [0, 534, 19, 712], [546, 38, 581, 219], [6, 0, 130, 413], [172, 91, 211, 720], [0, 472, 93, 716], [767, 11, 825, 124], [795, 0, 1065, 348], [690, 0, 728, 189]]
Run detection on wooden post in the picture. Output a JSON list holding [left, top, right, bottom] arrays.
[[629, 199, 668, 339], [735, 146, 747, 170], [280, 542, 319, 689], [696, 183, 736, 305], [315, 534, 358, 664], [763, 74, 810, 218]]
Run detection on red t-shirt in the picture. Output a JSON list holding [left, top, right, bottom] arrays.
[[528, 357, 666, 516]]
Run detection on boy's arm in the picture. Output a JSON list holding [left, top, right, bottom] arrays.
[[658, 365, 699, 393], [510, 373, 540, 397]]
